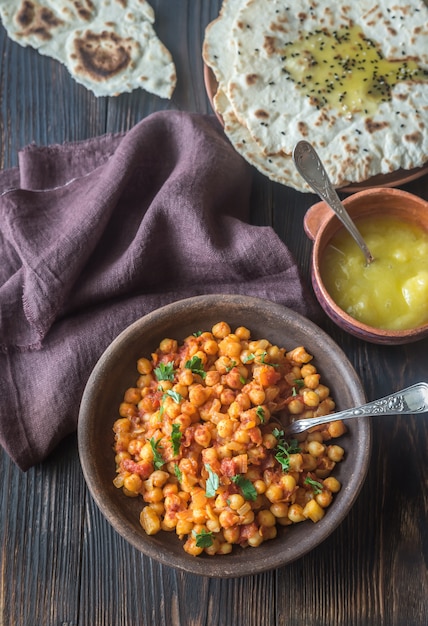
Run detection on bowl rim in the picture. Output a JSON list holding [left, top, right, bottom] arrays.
[[78, 294, 372, 577]]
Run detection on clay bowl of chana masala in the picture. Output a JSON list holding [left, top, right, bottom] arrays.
[[78, 295, 371, 577]]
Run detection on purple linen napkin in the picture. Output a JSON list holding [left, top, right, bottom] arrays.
[[0, 110, 317, 470]]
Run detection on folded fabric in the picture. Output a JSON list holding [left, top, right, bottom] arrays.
[[0, 110, 318, 470]]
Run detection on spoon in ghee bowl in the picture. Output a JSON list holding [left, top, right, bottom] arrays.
[[292, 140, 375, 266], [282, 382, 428, 436]]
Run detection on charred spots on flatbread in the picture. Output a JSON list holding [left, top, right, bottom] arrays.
[[255, 109, 269, 119], [297, 121, 309, 136], [264, 36, 277, 55], [70, 30, 135, 81], [404, 131, 423, 144], [245, 73, 258, 85], [72, 1, 95, 22], [15, 1, 63, 41], [364, 119, 390, 134]]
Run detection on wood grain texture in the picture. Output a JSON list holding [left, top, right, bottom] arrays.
[[1, 0, 428, 624]]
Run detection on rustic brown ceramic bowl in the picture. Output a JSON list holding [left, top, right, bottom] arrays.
[[78, 294, 371, 577], [305, 187, 428, 344]]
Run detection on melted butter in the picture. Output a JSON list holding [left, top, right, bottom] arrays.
[[320, 215, 428, 330], [281, 25, 428, 115]]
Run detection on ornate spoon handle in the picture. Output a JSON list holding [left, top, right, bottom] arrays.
[[292, 140, 374, 265], [284, 382, 428, 435]]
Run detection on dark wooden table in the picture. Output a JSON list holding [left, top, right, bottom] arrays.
[[1, 2, 427, 624]]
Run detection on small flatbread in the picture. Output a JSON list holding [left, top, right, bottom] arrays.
[[0, 0, 176, 98]]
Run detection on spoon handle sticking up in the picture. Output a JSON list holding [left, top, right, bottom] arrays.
[[292, 140, 375, 265], [284, 382, 428, 436]]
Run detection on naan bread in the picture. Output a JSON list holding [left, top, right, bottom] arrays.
[[203, 0, 428, 191], [0, 0, 176, 98]]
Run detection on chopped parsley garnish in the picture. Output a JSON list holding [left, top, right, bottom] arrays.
[[148, 437, 164, 470], [193, 330, 203, 337], [185, 355, 206, 379], [256, 406, 265, 423], [231, 475, 258, 501], [205, 463, 219, 498], [165, 389, 183, 404], [304, 476, 324, 494], [259, 351, 279, 367], [193, 528, 214, 548], [171, 423, 182, 455], [292, 379, 304, 395], [272, 428, 300, 472], [242, 353, 255, 363], [174, 463, 182, 482], [154, 361, 175, 381], [225, 360, 237, 372]]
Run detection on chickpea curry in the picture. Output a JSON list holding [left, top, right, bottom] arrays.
[[112, 322, 347, 556]]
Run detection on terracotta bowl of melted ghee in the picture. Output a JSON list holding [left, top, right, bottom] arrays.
[[305, 187, 428, 344]]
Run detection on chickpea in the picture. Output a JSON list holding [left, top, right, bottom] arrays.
[[223, 527, 240, 544], [316, 490, 333, 508], [265, 484, 284, 503], [307, 440, 326, 457], [287, 346, 313, 364], [159, 338, 178, 354], [247, 532, 263, 547], [257, 509, 276, 527], [143, 487, 164, 503], [327, 444, 345, 462], [300, 364, 317, 377], [288, 504, 306, 523], [113, 418, 131, 434], [119, 402, 137, 418], [254, 480, 267, 495], [303, 499, 325, 523], [248, 387, 266, 405], [123, 474, 143, 494], [314, 384, 330, 401], [189, 384, 211, 407], [205, 370, 221, 386], [178, 369, 194, 386], [150, 470, 169, 487], [219, 510, 240, 529], [327, 420, 347, 438], [323, 477, 341, 493], [270, 502, 289, 518], [203, 339, 219, 355], [228, 494, 245, 510], [212, 322, 231, 338], [217, 418, 235, 439], [288, 398, 305, 415], [137, 357, 153, 374], [234, 326, 251, 340], [303, 390, 320, 408], [140, 507, 161, 535]]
